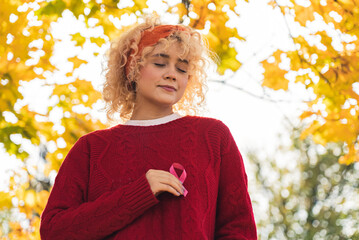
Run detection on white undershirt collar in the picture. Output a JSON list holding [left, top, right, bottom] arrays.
[[124, 113, 182, 126]]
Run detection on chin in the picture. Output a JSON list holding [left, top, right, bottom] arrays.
[[158, 101, 177, 107], [156, 97, 179, 105]]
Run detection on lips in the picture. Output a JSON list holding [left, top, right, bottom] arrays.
[[158, 85, 177, 91]]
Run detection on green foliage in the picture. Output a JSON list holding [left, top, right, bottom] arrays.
[[249, 126, 359, 239], [36, 0, 66, 17]]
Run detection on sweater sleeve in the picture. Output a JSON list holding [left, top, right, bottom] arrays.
[[214, 124, 257, 239], [40, 136, 160, 240]]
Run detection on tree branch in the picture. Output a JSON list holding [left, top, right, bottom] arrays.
[[273, 0, 333, 87]]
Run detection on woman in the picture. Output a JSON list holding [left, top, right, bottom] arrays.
[[40, 17, 257, 239]]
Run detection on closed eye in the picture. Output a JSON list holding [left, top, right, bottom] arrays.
[[177, 68, 187, 73], [154, 63, 187, 73]]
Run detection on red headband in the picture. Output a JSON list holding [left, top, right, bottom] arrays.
[[125, 25, 189, 77]]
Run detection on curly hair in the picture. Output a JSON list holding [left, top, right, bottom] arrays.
[[102, 17, 211, 121]]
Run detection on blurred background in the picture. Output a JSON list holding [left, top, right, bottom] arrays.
[[1, 0, 358, 239]]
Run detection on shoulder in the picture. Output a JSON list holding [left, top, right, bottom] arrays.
[[186, 115, 229, 131], [185, 116, 232, 139], [77, 126, 117, 148], [186, 115, 222, 125], [186, 116, 237, 154]]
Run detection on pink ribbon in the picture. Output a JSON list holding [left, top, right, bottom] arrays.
[[169, 163, 188, 197]]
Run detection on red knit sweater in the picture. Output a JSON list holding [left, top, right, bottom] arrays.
[[40, 116, 257, 239]]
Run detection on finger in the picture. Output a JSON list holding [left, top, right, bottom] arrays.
[[148, 170, 184, 194], [152, 170, 183, 185], [162, 183, 181, 196], [164, 171, 184, 186], [158, 175, 184, 195], [167, 173, 185, 194]]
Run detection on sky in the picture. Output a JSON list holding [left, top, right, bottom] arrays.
[[0, 0, 309, 191]]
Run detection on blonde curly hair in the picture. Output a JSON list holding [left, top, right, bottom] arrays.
[[103, 17, 211, 121]]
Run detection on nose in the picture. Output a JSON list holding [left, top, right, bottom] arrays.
[[163, 66, 177, 81]]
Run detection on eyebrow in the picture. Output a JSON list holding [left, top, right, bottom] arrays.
[[151, 53, 188, 64]]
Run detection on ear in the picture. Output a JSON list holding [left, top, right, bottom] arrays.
[[126, 80, 137, 93], [131, 81, 137, 92]]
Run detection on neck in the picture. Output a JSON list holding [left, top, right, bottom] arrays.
[[131, 104, 174, 120]]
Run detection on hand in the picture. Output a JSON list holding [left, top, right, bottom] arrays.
[[145, 169, 185, 197]]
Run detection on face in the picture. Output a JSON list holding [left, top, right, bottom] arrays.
[[134, 42, 189, 111]]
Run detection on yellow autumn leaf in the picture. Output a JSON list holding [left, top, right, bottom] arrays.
[[217, 47, 241, 75], [300, 120, 321, 140], [267, 0, 277, 9], [90, 36, 106, 47], [215, 0, 237, 11], [294, 4, 315, 26], [24, 189, 36, 208], [0, 191, 13, 210], [261, 58, 288, 90], [295, 73, 310, 84], [299, 111, 315, 120], [169, 3, 188, 18], [71, 32, 86, 46], [68, 56, 88, 70], [133, 0, 148, 9], [339, 144, 359, 165]]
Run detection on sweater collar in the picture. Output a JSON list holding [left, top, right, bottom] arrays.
[[124, 113, 183, 126]]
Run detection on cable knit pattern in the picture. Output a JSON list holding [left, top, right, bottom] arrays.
[[40, 116, 257, 240]]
